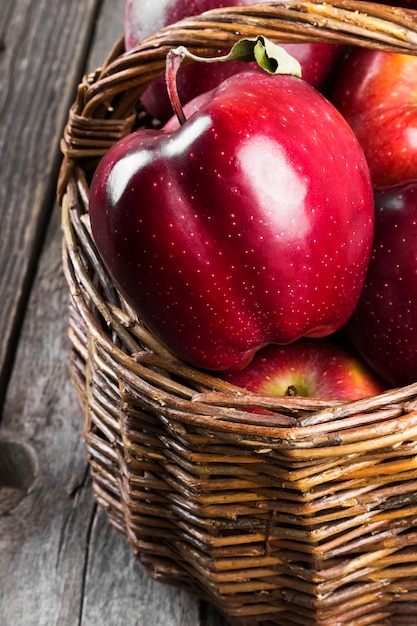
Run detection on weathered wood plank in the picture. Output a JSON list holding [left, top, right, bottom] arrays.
[[0, 0, 101, 404], [0, 204, 97, 625]]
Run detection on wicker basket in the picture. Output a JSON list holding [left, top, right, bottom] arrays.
[[58, 2, 417, 624]]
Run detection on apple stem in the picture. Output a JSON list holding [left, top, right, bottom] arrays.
[[164, 38, 302, 125], [165, 48, 187, 126], [285, 385, 298, 397]]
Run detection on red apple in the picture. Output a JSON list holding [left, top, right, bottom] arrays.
[[124, 0, 345, 122], [344, 180, 417, 387], [219, 336, 386, 399], [330, 48, 417, 188], [89, 62, 374, 372]]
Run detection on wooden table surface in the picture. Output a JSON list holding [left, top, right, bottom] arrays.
[[0, 1, 227, 623]]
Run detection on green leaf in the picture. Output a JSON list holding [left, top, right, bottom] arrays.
[[228, 36, 302, 77]]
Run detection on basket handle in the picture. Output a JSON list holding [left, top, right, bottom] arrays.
[[57, 0, 417, 203]]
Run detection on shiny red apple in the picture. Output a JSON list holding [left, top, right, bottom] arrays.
[[344, 180, 417, 387], [220, 336, 386, 399], [330, 48, 417, 188], [89, 66, 374, 372], [125, 0, 344, 122]]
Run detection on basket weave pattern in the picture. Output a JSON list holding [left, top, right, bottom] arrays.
[[59, 3, 417, 624]]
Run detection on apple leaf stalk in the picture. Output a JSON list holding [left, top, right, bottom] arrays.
[[165, 36, 302, 124]]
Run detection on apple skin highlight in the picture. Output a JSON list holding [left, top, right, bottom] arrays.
[[89, 67, 374, 372]]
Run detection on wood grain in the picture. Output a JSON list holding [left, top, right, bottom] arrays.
[[0, 0, 100, 403]]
